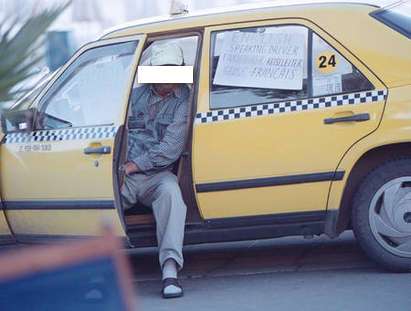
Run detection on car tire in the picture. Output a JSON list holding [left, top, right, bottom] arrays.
[[352, 158, 411, 272]]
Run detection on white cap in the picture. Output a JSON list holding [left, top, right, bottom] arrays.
[[149, 43, 184, 66]]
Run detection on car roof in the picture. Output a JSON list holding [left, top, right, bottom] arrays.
[[101, 0, 411, 88], [102, 0, 397, 38]]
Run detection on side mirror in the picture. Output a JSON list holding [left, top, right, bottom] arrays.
[[1, 108, 36, 134]]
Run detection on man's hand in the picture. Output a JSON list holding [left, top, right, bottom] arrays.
[[122, 162, 140, 175]]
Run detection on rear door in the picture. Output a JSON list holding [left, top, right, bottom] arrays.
[[0, 35, 145, 241], [192, 20, 386, 221]]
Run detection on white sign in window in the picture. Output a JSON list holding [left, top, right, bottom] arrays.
[[213, 31, 305, 90]]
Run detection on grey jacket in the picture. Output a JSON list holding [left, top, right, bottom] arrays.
[[127, 84, 190, 174]]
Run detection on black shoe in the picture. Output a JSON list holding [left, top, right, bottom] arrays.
[[162, 278, 184, 299]]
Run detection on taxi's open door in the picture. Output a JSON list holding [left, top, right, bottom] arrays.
[[0, 34, 146, 243]]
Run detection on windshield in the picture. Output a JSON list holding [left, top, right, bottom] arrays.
[[372, 1, 411, 39]]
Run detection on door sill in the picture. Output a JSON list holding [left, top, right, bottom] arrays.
[[127, 211, 326, 247]]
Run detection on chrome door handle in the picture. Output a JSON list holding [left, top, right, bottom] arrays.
[[83, 146, 111, 155], [324, 113, 370, 124]]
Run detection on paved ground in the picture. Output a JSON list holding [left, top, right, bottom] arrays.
[[128, 231, 411, 311], [1, 231, 409, 310]]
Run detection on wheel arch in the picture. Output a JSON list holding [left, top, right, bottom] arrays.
[[326, 142, 411, 237]]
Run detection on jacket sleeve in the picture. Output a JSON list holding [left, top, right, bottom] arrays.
[[130, 100, 189, 172]]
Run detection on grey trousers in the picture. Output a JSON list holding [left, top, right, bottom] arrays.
[[121, 170, 187, 269]]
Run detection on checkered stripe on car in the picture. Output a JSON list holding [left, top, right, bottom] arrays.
[[4, 126, 118, 144], [195, 90, 387, 124]]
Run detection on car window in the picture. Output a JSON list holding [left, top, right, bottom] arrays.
[[39, 41, 138, 129], [210, 25, 373, 110], [311, 33, 373, 97], [372, 1, 411, 39], [210, 25, 309, 109]]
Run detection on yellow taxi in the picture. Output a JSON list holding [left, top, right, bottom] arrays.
[[1, 0, 411, 271]]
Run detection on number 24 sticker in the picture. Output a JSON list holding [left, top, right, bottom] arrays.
[[316, 51, 338, 74]]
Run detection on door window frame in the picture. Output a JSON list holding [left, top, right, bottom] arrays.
[[31, 34, 147, 131], [209, 23, 311, 110], [198, 18, 385, 114], [125, 30, 203, 129]]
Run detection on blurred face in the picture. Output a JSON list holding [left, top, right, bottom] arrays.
[[153, 83, 178, 97]]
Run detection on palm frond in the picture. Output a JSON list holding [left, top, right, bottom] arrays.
[[0, 3, 69, 105]]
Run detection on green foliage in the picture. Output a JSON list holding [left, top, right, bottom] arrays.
[[0, 4, 69, 105]]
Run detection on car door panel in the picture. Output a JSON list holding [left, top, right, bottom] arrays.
[[1, 126, 124, 236], [0, 35, 146, 239], [2, 127, 116, 200], [192, 19, 387, 220]]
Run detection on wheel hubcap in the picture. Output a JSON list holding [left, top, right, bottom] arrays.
[[369, 177, 411, 257]]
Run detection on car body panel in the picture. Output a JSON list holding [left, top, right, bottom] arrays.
[[328, 84, 411, 212], [4, 210, 124, 236], [1, 136, 117, 201], [325, 6, 411, 88]]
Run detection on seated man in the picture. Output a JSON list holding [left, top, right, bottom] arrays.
[[120, 43, 189, 299]]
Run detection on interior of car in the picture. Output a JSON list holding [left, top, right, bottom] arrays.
[[117, 35, 201, 232]]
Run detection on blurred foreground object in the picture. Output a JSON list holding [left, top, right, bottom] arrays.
[[0, 230, 136, 311], [0, 4, 67, 106]]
